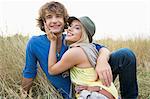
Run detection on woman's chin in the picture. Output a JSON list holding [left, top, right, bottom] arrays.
[[65, 40, 75, 45], [65, 37, 71, 41]]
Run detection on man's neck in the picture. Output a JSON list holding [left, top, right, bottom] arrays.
[[56, 34, 62, 53]]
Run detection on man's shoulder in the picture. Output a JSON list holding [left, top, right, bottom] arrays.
[[30, 34, 46, 40], [28, 34, 46, 44], [26, 34, 48, 52], [92, 42, 105, 51]]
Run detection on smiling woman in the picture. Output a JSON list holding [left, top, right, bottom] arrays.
[[0, 1, 149, 99], [0, 0, 150, 39]]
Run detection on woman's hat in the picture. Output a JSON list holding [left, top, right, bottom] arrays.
[[67, 16, 96, 43]]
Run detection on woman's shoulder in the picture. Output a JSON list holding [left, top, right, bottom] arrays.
[[61, 47, 84, 65], [66, 47, 83, 55]]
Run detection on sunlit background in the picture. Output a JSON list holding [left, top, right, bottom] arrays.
[[0, 0, 150, 40]]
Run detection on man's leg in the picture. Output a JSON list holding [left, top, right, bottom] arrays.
[[108, 48, 138, 99]]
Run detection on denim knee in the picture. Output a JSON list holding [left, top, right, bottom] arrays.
[[117, 48, 136, 64]]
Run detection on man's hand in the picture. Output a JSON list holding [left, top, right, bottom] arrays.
[[20, 88, 28, 98], [44, 22, 57, 41], [96, 61, 112, 86], [95, 48, 112, 86], [21, 78, 33, 97]]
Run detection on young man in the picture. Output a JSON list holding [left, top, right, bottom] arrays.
[[21, 1, 138, 99]]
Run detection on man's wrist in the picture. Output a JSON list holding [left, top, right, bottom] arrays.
[[97, 55, 109, 62], [98, 48, 110, 61]]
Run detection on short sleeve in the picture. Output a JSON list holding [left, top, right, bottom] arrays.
[[23, 38, 38, 78], [93, 43, 105, 52]]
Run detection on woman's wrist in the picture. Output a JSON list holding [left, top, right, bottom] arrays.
[[50, 40, 57, 44]]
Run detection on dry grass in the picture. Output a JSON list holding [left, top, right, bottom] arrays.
[[96, 38, 150, 99], [0, 35, 63, 99], [0, 35, 150, 98]]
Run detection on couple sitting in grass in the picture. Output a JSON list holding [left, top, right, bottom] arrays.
[[22, 1, 138, 99], [46, 16, 118, 99]]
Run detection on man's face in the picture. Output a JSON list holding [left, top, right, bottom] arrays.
[[44, 11, 65, 34]]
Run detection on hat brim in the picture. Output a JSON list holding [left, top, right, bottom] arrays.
[[67, 16, 80, 25]]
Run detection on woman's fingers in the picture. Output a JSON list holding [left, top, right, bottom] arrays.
[[44, 22, 56, 40]]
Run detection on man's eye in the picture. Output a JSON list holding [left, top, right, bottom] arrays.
[[46, 15, 52, 19], [56, 14, 62, 18]]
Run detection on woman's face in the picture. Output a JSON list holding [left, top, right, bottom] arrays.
[[65, 20, 82, 43]]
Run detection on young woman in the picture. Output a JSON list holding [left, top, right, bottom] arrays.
[[46, 16, 118, 99]]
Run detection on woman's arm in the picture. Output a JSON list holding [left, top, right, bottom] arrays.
[[48, 40, 57, 70], [48, 47, 81, 75]]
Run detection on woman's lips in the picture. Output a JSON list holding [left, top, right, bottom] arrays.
[[67, 32, 73, 36]]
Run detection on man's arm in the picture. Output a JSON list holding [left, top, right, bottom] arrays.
[[21, 78, 33, 97], [95, 47, 113, 86], [21, 78, 33, 98], [21, 78, 33, 92], [21, 37, 37, 97]]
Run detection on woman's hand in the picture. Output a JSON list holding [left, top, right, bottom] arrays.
[[44, 22, 57, 41]]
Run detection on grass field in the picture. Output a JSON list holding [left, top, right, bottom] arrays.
[[0, 34, 150, 99]]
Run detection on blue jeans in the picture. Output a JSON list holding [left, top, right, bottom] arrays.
[[109, 48, 138, 99]]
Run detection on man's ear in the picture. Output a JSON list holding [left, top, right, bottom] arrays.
[[41, 18, 46, 32], [64, 22, 68, 29], [42, 18, 46, 23], [64, 16, 70, 29]]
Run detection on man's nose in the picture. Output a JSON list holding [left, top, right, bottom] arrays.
[[51, 17, 57, 23]]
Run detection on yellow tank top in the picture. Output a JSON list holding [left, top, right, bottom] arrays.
[[70, 66, 118, 99]]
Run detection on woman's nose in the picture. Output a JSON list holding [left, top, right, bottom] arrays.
[[67, 26, 72, 31]]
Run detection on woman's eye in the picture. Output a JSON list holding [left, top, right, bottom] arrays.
[[75, 27, 80, 30]]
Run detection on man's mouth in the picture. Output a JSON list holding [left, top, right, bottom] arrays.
[[50, 25, 61, 28]]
